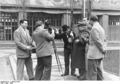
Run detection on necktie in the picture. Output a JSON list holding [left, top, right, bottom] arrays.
[[24, 29, 30, 44]]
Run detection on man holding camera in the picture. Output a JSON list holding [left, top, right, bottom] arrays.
[[32, 20, 55, 80], [55, 25, 76, 76]]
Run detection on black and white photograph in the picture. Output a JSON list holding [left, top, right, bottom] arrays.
[[0, 0, 120, 82]]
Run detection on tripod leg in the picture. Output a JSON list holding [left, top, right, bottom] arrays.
[[55, 54, 65, 80], [56, 54, 64, 74], [55, 54, 61, 73]]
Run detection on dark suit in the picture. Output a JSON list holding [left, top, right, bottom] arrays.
[[14, 26, 34, 80], [55, 31, 75, 75]]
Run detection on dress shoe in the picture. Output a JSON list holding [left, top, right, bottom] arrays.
[[77, 76, 80, 79], [77, 76, 86, 80], [61, 73, 69, 76], [71, 73, 77, 77], [29, 78, 34, 80]]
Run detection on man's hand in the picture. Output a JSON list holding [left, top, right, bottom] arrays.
[[102, 50, 106, 55], [68, 38, 72, 43], [26, 46, 34, 50], [75, 39, 80, 43], [32, 41, 36, 48]]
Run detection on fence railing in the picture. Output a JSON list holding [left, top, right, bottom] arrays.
[[104, 47, 120, 76]]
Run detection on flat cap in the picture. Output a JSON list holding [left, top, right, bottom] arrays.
[[90, 15, 98, 21]]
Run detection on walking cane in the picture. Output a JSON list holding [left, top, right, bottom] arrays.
[[52, 40, 65, 80], [85, 43, 88, 79]]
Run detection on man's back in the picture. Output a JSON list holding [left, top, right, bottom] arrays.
[[32, 27, 54, 57]]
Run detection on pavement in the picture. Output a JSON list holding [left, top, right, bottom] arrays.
[[0, 50, 15, 80], [0, 48, 119, 81], [9, 52, 78, 80]]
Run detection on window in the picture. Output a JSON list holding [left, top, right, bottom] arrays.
[[109, 15, 120, 41], [0, 12, 18, 40], [109, 15, 120, 26], [27, 12, 62, 35], [73, 14, 82, 24]]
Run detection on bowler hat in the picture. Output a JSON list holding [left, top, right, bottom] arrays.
[[77, 21, 86, 26]]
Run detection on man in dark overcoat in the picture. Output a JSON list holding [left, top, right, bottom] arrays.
[[71, 22, 90, 80], [55, 25, 76, 76]]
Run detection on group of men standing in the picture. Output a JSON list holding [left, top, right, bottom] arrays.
[[14, 19, 55, 80], [55, 19, 89, 80], [14, 15, 106, 80], [56, 15, 106, 80]]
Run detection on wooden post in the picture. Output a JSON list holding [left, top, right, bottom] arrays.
[[70, 0, 74, 29], [83, 0, 86, 18], [87, 0, 92, 20]]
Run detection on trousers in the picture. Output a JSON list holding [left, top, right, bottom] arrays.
[[64, 48, 75, 74], [17, 57, 34, 80], [87, 59, 103, 80], [35, 55, 52, 80]]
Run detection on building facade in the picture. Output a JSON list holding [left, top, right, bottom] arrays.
[[0, 0, 120, 46]]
